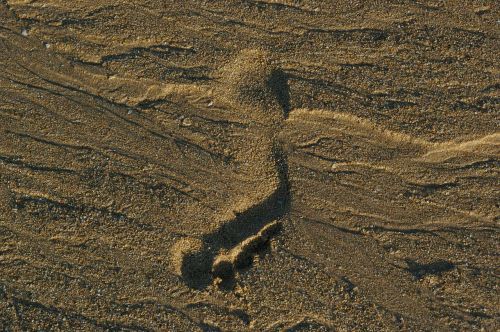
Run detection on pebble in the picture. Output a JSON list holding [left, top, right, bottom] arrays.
[[181, 117, 193, 127]]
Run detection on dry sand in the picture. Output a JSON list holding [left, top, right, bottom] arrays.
[[0, 1, 499, 331]]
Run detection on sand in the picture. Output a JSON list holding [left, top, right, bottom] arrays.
[[0, 1, 499, 331]]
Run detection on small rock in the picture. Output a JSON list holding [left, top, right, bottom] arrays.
[[181, 117, 193, 127]]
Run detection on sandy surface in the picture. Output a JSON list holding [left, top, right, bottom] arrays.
[[0, 1, 499, 331]]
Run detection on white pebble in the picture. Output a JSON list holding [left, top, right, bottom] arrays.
[[181, 118, 193, 127]]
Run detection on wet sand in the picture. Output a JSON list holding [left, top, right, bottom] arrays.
[[0, 1, 499, 331]]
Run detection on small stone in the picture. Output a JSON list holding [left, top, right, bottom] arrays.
[[21, 28, 28, 36], [181, 117, 193, 127]]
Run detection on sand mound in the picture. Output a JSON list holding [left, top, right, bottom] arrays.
[[170, 237, 210, 282], [219, 49, 289, 119], [212, 221, 282, 280]]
